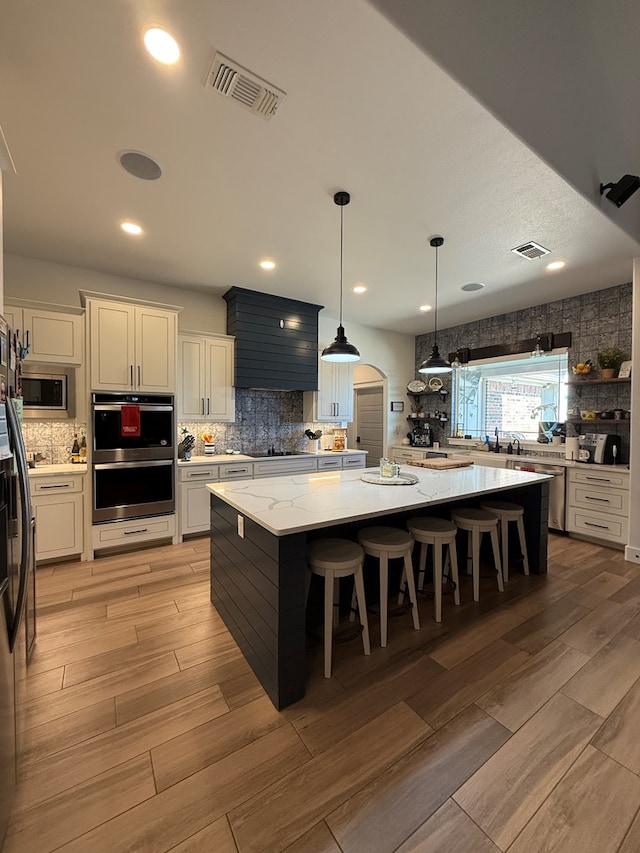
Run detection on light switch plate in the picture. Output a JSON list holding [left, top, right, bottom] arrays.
[[237, 514, 244, 538]]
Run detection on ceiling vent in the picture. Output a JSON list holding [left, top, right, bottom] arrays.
[[511, 241, 551, 260], [205, 52, 286, 121]]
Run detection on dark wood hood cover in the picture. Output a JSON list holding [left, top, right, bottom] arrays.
[[224, 287, 323, 390]]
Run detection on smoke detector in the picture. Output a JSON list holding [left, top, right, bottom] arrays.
[[205, 52, 286, 121], [511, 241, 551, 260]]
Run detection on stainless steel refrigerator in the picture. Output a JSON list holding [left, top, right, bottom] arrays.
[[0, 315, 35, 848]]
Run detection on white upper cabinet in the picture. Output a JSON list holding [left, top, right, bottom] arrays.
[[304, 354, 354, 423], [86, 296, 178, 393], [5, 302, 83, 364], [178, 332, 235, 422]]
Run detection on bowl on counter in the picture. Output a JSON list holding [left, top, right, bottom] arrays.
[[580, 410, 597, 420]]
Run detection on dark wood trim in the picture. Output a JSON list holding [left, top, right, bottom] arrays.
[[448, 332, 572, 364]]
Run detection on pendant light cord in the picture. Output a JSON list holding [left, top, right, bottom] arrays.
[[433, 242, 439, 346], [339, 203, 344, 328]]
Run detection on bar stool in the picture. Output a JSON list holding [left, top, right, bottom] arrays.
[[307, 538, 370, 678], [354, 526, 420, 647], [401, 517, 461, 622], [450, 508, 503, 602], [479, 500, 530, 582]]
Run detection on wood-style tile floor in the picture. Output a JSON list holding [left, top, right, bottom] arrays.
[[6, 534, 640, 852]]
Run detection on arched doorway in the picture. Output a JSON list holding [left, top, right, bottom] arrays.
[[349, 364, 385, 467]]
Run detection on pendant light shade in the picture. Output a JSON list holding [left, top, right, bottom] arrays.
[[321, 191, 361, 363], [419, 235, 451, 374]]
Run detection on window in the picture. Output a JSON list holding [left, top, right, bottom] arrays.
[[452, 351, 568, 441]]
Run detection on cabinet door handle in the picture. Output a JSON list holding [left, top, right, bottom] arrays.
[[585, 476, 611, 483], [137, 365, 141, 387], [584, 495, 610, 503], [130, 365, 134, 387], [188, 471, 215, 478], [584, 521, 610, 530], [124, 528, 149, 536], [207, 398, 210, 415], [39, 483, 71, 490], [201, 398, 205, 415]]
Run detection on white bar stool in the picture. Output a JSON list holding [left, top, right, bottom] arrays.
[[479, 500, 530, 582], [307, 538, 370, 678], [402, 517, 461, 622], [354, 526, 420, 647], [450, 508, 504, 602]]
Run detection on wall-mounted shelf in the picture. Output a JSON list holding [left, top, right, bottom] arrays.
[[408, 389, 449, 397], [567, 418, 630, 425], [407, 414, 448, 423], [567, 377, 631, 387]]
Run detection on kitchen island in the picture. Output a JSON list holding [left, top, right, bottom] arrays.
[[208, 465, 550, 709]]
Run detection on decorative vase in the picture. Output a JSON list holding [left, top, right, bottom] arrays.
[[601, 368, 617, 379], [204, 443, 216, 455]]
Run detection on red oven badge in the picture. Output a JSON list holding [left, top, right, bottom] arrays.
[[121, 405, 141, 437]]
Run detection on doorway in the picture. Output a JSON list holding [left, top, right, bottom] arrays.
[[354, 385, 384, 467]]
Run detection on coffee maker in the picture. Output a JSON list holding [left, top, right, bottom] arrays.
[[410, 423, 431, 447], [579, 433, 620, 464]]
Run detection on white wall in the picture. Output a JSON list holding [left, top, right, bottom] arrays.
[[319, 315, 415, 453], [368, 0, 640, 244], [4, 254, 226, 334]]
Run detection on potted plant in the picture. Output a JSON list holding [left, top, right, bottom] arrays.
[[597, 347, 627, 379]]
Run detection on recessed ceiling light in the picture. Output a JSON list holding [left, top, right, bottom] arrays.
[[120, 221, 143, 236], [353, 284, 367, 294], [143, 27, 180, 65], [546, 260, 566, 271], [419, 304, 432, 312], [259, 259, 276, 271], [461, 282, 485, 292]]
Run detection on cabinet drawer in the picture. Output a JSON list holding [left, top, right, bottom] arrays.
[[218, 463, 253, 480], [92, 514, 176, 547], [342, 454, 366, 468], [569, 469, 629, 489], [569, 484, 629, 517], [31, 476, 84, 495], [566, 507, 627, 545], [317, 456, 342, 470], [391, 449, 427, 462], [179, 465, 219, 483], [252, 459, 317, 478]]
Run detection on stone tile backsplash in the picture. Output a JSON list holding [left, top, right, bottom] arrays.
[[416, 282, 632, 461], [23, 389, 338, 462], [22, 421, 88, 464]]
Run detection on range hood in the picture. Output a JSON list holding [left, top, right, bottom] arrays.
[[224, 287, 323, 390]]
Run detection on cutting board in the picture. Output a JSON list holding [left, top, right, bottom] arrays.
[[408, 457, 474, 470]]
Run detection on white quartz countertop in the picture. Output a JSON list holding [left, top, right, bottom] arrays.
[[177, 450, 365, 467], [28, 463, 88, 476], [207, 465, 551, 536]]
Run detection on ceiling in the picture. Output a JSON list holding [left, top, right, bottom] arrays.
[[1, 0, 638, 336]]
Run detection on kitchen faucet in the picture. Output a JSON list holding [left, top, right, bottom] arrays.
[[514, 438, 521, 455]]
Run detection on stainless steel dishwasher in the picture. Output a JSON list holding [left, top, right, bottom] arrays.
[[510, 460, 566, 531]]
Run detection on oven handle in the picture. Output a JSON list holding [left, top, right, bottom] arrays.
[[93, 460, 174, 471], [92, 405, 174, 412]]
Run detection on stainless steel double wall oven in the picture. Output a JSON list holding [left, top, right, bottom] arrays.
[[91, 393, 175, 523]]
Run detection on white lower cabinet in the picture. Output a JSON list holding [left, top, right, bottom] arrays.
[[390, 447, 430, 464], [31, 474, 84, 562], [566, 467, 629, 546], [179, 464, 220, 537]]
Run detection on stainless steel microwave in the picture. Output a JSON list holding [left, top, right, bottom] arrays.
[[21, 364, 75, 419]]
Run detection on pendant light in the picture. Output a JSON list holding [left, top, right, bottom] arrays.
[[419, 236, 451, 374], [321, 190, 361, 362]]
